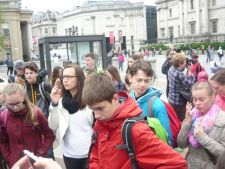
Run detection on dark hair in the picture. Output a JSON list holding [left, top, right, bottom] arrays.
[[84, 53, 96, 60], [63, 64, 85, 108], [106, 66, 121, 82], [210, 68, 225, 85], [51, 66, 62, 87], [24, 62, 38, 73], [129, 60, 154, 77]]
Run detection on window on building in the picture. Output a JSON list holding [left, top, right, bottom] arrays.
[[160, 28, 165, 38], [168, 26, 174, 37], [212, 19, 218, 33], [45, 28, 48, 34], [52, 27, 56, 34], [178, 25, 180, 36], [190, 22, 196, 34], [169, 9, 172, 17], [191, 0, 194, 9], [212, 0, 216, 6], [2, 23, 10, 37]]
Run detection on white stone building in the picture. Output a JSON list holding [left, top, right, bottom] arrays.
[[56, 0, 157, 51], [31, 11, 58, 55], [156, 0, 225, 43]]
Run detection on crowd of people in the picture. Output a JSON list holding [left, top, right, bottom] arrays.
[[0, 49, 225, 169]]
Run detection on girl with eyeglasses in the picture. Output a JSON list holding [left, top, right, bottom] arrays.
[[0, 83, 55, 168], [48, 64, 94, 169]]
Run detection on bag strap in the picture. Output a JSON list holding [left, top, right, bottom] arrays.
[[121, 116, 145, 169], [0, 109, 8, 142], [87, 131, 98, 169], [148, 96, 157, 117], [39, 81, 47, 101]]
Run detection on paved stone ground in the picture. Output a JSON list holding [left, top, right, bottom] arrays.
[[0, 53, 219, 168]]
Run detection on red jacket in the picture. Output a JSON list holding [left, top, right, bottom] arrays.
[[0, 107, 55, 168], [89, 92, 187, 169]]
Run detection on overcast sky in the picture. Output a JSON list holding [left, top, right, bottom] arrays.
[[21, 0, 156, 12]]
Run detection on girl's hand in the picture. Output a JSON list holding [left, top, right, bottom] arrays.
[[194, 123, 205, 138], [50, 85, 62, 105], [184, 102, 193, 124]]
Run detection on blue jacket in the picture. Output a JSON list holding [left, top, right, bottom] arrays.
[[130, 87, 173, 146]]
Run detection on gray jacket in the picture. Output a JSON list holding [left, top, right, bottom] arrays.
[[177, 110, 225, 169]]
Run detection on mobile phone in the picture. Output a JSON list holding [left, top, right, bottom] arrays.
[[23, 150, 38, 164]]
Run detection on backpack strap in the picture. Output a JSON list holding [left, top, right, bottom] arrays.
[[39, 81, 47, 101], [121, 116, 145, 169], [87, 131, 98, 169], [148, 96, 157, 117]]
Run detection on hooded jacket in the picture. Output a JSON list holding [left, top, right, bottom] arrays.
[[0, 107, 55, 168], [89, 92, 187, 169], [130, 88, 173, 145]]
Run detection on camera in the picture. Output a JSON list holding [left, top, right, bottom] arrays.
[[186, 58, 192, 67]]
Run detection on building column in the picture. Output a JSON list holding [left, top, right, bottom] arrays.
[[195, 0, 200, 34], [179, 0, 184, 36], [202, 0, 209, 33], [165, 6, 168, 39], [183, 0, 188, 35], [27, 22, 32, 58]]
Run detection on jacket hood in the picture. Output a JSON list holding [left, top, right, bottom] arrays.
[[130, 87, 162, 104], [95, 92, 142, 130]]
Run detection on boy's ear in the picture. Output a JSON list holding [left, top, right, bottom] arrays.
[[113, 94, 119, 102]]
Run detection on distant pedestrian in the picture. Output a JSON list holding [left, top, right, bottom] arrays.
[[5, 55, 13, 75], [206, 45, 212, 63], [84, 53, 96, 70], [118, 52, 125, 71], [217, 47, 224, 61]]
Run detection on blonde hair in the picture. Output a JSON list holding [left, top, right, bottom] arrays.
[[171, 53, 186, 67], [192, 81, 214, 96], [0, 83, 6, 94], [168, 51, 177, 59], [3, 83, 38, 126]]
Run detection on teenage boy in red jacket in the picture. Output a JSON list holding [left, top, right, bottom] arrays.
[[82, 73, 187, 169]]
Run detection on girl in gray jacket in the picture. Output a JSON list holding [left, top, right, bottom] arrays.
[[177, 81, 225, 169]]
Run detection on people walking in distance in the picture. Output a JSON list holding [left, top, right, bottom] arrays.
[[206, 45, 212, 63], [210, 69, 225, 112], [191, 54, 205, 81], [217, 47, 224, 61], [5, 55, 13, 75], [168, 53, 195, 121], [162, 51, 177, 97], [126, 54, 141, 77], [8, 60, 26, 86], [177, 81, 225, 169], [118, 52, 125, 72], [48, 64, 93, 169], [0, 83, 55, 168], [106, 66, 126, 92], [51, 66, 63, 88], [82, 73, 187, 169], [129, 60, 173, 145], [84, 53, 96, 70], [24, 62, 51, 118]]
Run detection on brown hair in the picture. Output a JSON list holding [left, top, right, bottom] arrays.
[[210, 68, 225, 85], [51, 66, 62, 87], [171, 53, 186, 67], [129, 60, 154, 77], [84, 53, 96, 60], [24, 62, 39, 73], [3, 83, 38, 126], [82, 73, 116, 106], [106, 66, 121, 82], [62, 64, 85, 108], [192, 81, 214, 96], [129, 54, 141, 61]]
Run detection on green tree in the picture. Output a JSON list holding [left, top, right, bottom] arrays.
[[0, 8, 4, 48]]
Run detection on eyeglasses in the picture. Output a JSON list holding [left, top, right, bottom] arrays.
[[6, 101, 25, 110], [61, 75, 77, 80]]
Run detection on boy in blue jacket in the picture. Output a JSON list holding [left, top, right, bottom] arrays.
[[129, 60, 173, 146]]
